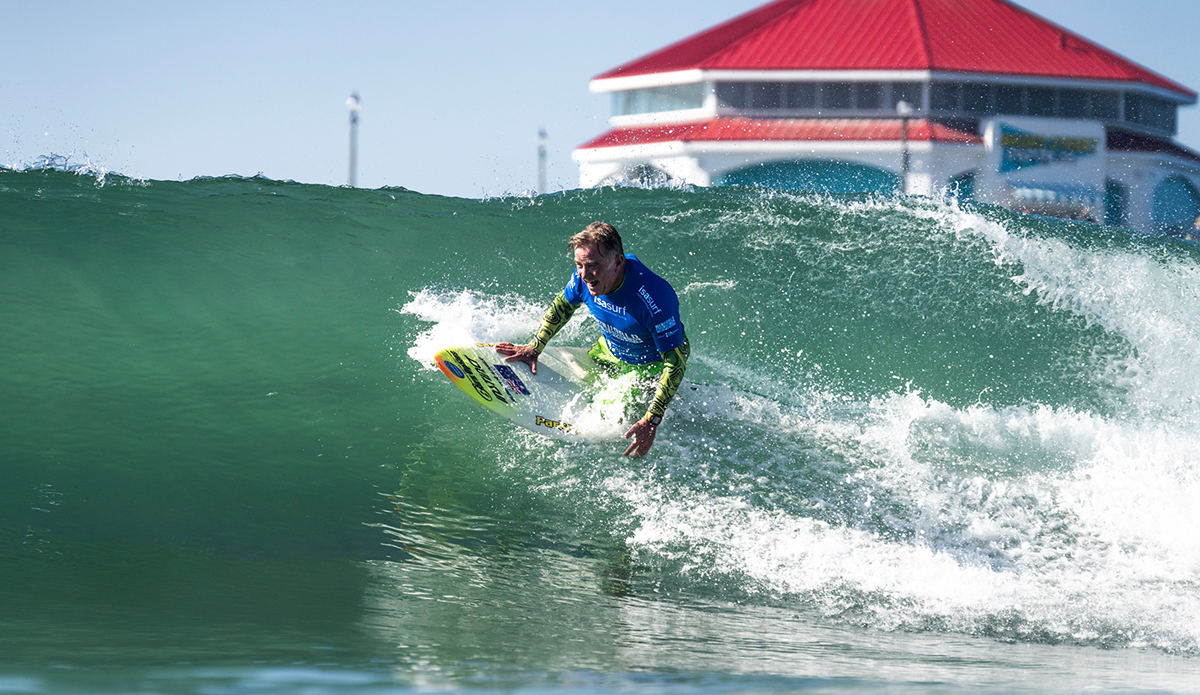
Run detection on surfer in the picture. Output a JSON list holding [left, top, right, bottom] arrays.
[[496, 222, 689, 458]]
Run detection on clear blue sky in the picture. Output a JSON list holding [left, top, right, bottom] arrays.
[[4, 1, 1198, 199]]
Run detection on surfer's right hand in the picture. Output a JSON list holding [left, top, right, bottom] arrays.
[[495, 342, 539, 375]]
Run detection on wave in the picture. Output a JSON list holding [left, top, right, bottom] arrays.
[[3, 168, 1199, 659]]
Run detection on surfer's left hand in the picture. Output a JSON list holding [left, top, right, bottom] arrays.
[[495, 342, 539, 375], [623, 418, 657, 458]]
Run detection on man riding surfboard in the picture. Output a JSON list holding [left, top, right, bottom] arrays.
[[495, 222, 689, 457]]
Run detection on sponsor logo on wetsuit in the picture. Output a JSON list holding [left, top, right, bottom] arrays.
[[596, 321, 644, 344], [594, 295, 626, 315], [655, 316, 676, 334], [638, 286, 661, 315]]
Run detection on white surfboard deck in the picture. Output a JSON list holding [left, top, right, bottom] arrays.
[[434, 343, 632, 442]]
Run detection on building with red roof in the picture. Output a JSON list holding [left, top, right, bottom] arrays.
[[573, 0, 1200, 233]]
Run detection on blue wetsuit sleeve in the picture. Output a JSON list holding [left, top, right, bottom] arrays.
[[649, 291, 685, 354]]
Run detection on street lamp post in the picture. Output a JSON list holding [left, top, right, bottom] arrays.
[[347, 93, 361, 187], [537, 128, 547, 195], [896, 100, 912, 195]]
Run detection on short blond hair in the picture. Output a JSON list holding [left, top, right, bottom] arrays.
[[568, 222, 624, 260]]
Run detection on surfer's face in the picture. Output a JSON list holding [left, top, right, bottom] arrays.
[[574, 244, 624, 296]]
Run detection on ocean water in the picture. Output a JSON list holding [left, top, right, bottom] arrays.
[[2, 165, 1199, 693]]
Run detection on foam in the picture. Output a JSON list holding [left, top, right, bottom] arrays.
[[401, 288, 550, 369], [601, 383, 1200, 654]]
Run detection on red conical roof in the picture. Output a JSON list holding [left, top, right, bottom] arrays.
[[595, 0, 1193, 98]]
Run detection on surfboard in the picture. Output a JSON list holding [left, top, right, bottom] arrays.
[[434, 343, 626, 442]]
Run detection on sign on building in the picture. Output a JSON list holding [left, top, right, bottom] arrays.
[[981, 117, 1106, 221]]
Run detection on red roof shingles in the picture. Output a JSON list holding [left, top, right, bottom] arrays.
[[597, 0, 1193, 98], [578, 117, 982, 150]]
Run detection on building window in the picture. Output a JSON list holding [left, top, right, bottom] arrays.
[[1028, 87, 1056, 116], [892, 82, 923, 110], [924, 82, 1137, 123], [858, 83, 884, 109], [614, 83, 708, 115], [824, 83, 852, 109], [787, 83, 816, 109], [997, 86, 1025, 115], [624, 79, 1175, 133], [930, 83, 959, 111], [1060, 89, 1089, 118], [749, 82, 783, 109], [1126, 93, 1177, 134], [1092, 92, 1120, 120], [716, 82, 746, 109], [712, 81, 924, 114], [963, 84, 991, 114]]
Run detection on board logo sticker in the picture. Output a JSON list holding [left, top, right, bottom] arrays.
[[436, 344, 599, 442], [448, 349, 510, 405], [535, 415, 579, 436], [493, 364, 530, 396]]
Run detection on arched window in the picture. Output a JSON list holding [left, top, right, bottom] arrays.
[[602, 163, 674, 188], [714, 160, 899, 195], [1152, 176, 1200, 235], [1104, 179, 1127, 227]]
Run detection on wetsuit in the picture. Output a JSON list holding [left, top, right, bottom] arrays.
[[529, 254, 689, 422]]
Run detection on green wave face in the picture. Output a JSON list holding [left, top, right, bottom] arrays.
[[4, 168, 1200, 689]]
